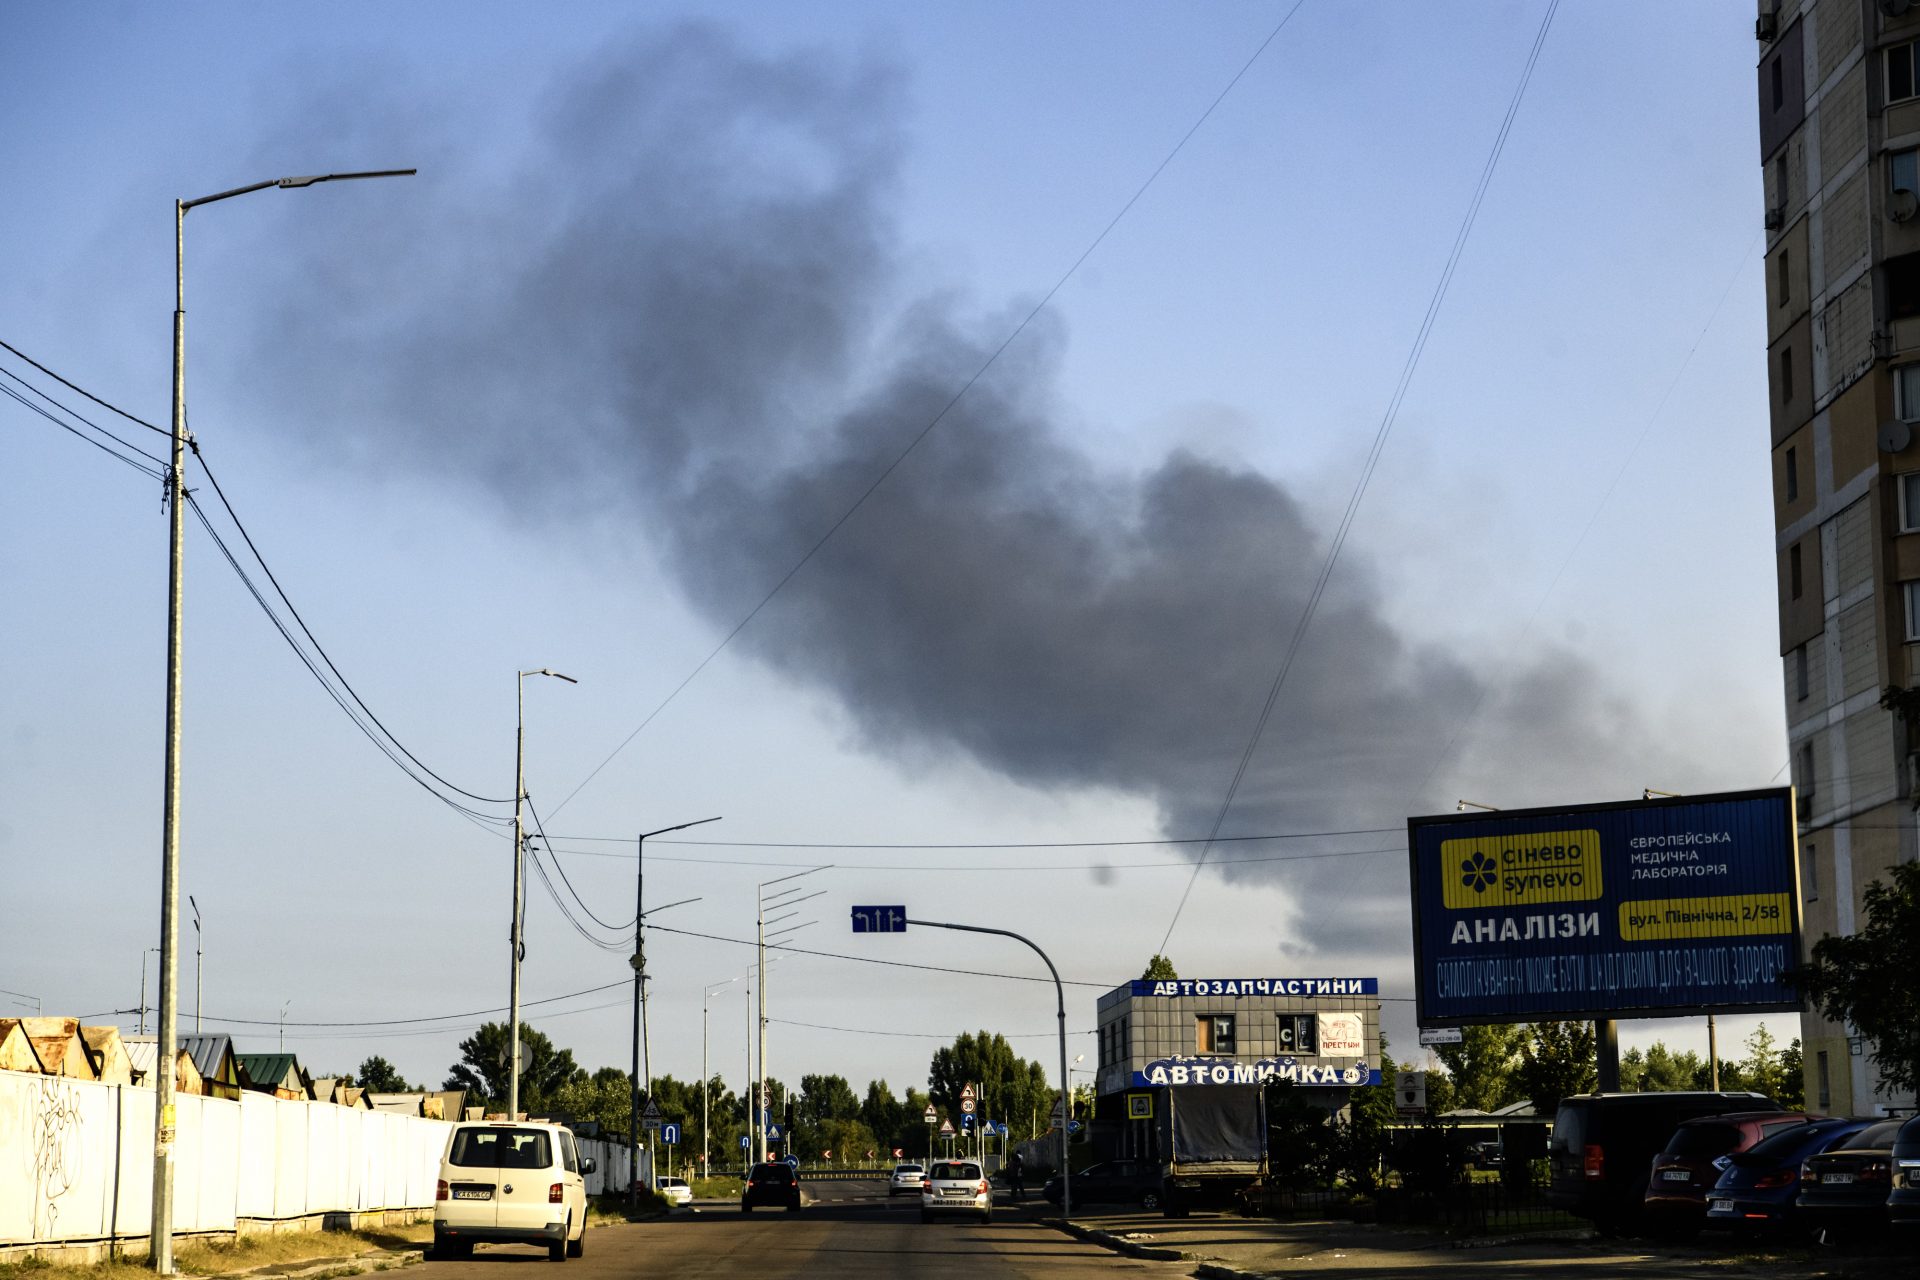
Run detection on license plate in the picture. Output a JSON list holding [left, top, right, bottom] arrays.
[[1660, 1170, 1691, 1182], [941, 1188, 970, 1197], [1710, 1200, 1733, 1213], [1824, 1172, 1854, 1184], [452, 1188, 492, 1200]]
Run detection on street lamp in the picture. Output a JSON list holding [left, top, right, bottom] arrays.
[[510, 667, 576, 1122], [629, 816, 716, 1206], [152, 166, 413, 1277], [701, 976, 744, 1182]]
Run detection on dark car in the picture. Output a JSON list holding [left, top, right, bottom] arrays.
[[1796, 1118, 1906, 1241], [1548, 1092, 1783, 1233], [1888, 1114, 1920, 1231], [740, 1161, 802, 1213], [1643, 1111, 1820, 1236], [1705, 1117, 1875, 1235], [1042, 1159, 1165, 1211]]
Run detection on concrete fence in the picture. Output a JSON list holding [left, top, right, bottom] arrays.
[[0, 1069, 638, 1251]]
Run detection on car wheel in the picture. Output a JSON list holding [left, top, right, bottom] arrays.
[[980, 1210, 992, 1224], [742, 1202, 754, 1214], [920, 1209, 933, 1224], [567, 1224, 584, 1258], [1140, 1190, 1162, 1211]]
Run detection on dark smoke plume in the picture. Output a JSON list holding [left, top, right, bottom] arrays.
[[243, 27, 1680, 955]]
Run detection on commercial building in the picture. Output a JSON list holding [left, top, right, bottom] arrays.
[[1757, 0, 1920, 1111]]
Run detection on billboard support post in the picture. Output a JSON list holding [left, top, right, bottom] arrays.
[[1596, 1018, 1618, 1092]]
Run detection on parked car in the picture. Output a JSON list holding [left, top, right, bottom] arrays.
[[921, 1159, 993, 1223], [1887, 1114, 1920, 1231], [889, 1163, 927, 1196], [1643, 1111, 1820, 1236], [1705, 1117, 1876, 1236], [655, 1176, 692, 1208], [1547, 1092, 1783, 1233], [740, 1161, 802, 1212], [1042, 1160, 1164, 1210], [1796, 1118, 1907, 1241], [433, 1121, 593, 1260]]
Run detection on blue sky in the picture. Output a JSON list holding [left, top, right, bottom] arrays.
[[2, 2, 1794, 1098]]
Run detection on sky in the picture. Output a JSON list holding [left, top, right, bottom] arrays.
[[1, 1, 1795, 1103]]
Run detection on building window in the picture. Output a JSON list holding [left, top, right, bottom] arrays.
[[1774, 154, 1788, 207], [1777, 247, 1791, 307], [1799, 740, 1816, 803], [1899, 365, 1920, 421], [1790, 542, 1803, 598], [1785, 446, 1799, 501], [1816, 1050, 1831, 1110], [1196, 1014, 1236, 1055], [1795, 644, 1810, 700], [1772, 56, 1785, 110], [1802, 842, 1819, 901], [1780, 347, 1794, 404], [1896, 150, 1920, 200], [1893, 41, 1920, 104], [1905, 581, 1920, 640], [1276, 1014, 1317, 1056]]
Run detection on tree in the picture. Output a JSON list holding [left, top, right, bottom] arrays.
[[1737, 1023, 1793, 1103], [1514, 1021, 1595, 1114], [356, 1055, 410, 1093], [1789, 860, 1920, 1097], [443, 1022, 585, 1114], [1141, 955, 1178, 981], [552, 1066, 631, 1137], [1431, 1025, 1524, 1113], [928, 1031, 1056, 1142], [1778, 1038, 1804, 1109]]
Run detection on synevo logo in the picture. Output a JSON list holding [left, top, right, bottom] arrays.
[[1440, 829, 1603, 910]]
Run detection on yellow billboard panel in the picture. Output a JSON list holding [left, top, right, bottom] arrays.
[[1617, 893, 1794, 941], [1439, 829, 1603, 910]]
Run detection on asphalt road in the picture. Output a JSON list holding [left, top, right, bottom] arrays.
[[417, 1179, 1180, 1280]]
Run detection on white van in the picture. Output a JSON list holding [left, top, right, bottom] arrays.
[[433, 1121, 594, 1259]]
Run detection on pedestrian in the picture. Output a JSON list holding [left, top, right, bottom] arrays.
[[1008, 1150, 1025, 1201]]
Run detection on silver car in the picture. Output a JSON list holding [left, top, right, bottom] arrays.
[[889, 1163, 926, 1196], [920, 1159, 992, 1223]]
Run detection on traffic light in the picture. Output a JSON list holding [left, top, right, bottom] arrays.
[[784, 1098, 796, 1132]]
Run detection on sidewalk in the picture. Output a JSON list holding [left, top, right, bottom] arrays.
[[1022, 1203, 1915, 1279]]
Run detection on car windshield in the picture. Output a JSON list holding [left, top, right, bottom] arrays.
[[1738, 1121, 1850, 1163], [448, 1127, 552, 1169], [930, 1162, 981, 1180], [895, 1165, 922, 1174], [1838, 1121, 1906, 1150]]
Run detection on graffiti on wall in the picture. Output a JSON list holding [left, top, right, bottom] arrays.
[[32, 1076, 83, 1238]]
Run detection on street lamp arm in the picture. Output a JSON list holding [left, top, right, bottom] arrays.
[[182, 169, 416, 212], [641, 816, 721, 840], [639, 895, 701, 918]]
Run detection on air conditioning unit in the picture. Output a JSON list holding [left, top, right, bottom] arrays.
[[1765, 204, 1786, 230], [1757, 10, 1778, 41], [1893, 188, 1920, 222]]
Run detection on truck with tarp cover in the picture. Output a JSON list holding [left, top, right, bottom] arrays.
[[1156, 1083, 1268, 1217]]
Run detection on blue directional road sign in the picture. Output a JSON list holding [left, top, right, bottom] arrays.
[[783, 1154, 799, 1169], [995, 1123, 1009, 1138], [661, 1123, 681, 1146], [851, 905, 908, 933], [739, 1136, 750, 1149], [960, 1113, 972, 1129], [766, 1123, 784, 1140], [1068, 1121, 1082, 1135]]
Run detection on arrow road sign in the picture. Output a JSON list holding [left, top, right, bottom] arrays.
[[661, 1122, 681, 1146], [850, 905, 908, 933], [995, 1123, 1009, 1138], [784, 1154, 799, 1168], [739, 1136, 749, 1149]]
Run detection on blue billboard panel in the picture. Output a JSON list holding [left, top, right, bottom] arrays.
[[1408, 788, 1801, 1023]]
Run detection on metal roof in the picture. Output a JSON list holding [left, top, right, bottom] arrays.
[[236, 1052, 303, 1089], [178, 1033, 237, 1082]]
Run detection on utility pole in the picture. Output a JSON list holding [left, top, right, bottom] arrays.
[[509, 668, 575, 1123], [189, 896, 202, 1034], [629, 819, 715, 1207], [754, 868, 827, 1165]]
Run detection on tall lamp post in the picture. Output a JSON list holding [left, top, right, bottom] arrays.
[[153, 167, 413, 1276], [701, 976, 743, 1179], [510, 667, 576, 1121], [628, 817, 716, 1206], [189, 896, 202, 1033]]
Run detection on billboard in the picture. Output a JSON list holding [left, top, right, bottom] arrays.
[[1408, 788, 1801, 1024]]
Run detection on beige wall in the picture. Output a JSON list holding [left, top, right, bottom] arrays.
[[1771, 314, 1815, 445], [1767, 219, 1811, 342], [1827, 373, 1882, 486], [1780, 533, 1826, 650], [1774, 424, 1816, 526]]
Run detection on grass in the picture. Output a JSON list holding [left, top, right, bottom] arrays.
[[689, 1177, 742, 1199], [0, 1227, 431, 1280]]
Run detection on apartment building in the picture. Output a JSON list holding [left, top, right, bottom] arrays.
[[1758, 0, 1920, 1113]]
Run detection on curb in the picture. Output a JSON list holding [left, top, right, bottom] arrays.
[[1036, 1216, 1197, 1263], [1450, 1228, 1596, 1249], [1192, 1265, 1271, 1280], [209, 1249, 425, 1280]]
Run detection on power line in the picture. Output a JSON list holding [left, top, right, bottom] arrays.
[[546, 1, 1311, 822], [2, 375, 167, 482], [192, 447, 513, 806], [0, 337, 170, 436], [769, 1017, 1096, 1042], [149, 979, 631, 1029], [1, 363, 169, 470], [544, 826, 1401, 850], [525, 795, 635, 933], [1159, 0, 1561, 954], [543, 839, 1407, 874]]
